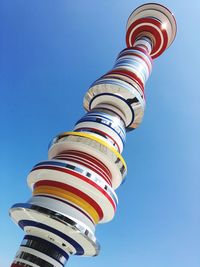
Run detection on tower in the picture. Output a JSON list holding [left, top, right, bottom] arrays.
[[10, 3, 177, 267]]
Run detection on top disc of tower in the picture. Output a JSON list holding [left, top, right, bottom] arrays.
[[126, 3, 177, 59]]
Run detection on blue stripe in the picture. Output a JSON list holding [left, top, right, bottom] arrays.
[[34, 160, 76, 169], [114, 59, 148, 80], [30, 161, 118, 206], [75, 117, 125, 144], [81, 116, 126, 138], [82, 111, 126, 135], [89, 92, 135, 127], [90, 78, 144, 104], [22, 234, 69, 264], [113, 62, 147, 81], [118, 50, 152, 65], [83, 111, 122, 124], [115, 57, 149, 73], [18, 219, 84, 255], [78, 114, 118, 127]]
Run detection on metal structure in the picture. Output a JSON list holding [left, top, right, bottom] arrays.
[[10, 3, 177, 267]]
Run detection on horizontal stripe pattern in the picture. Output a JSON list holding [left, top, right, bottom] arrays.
[[53, 150, 113, 185], [15, 247, 62, 267], [10, 203, 100, 256], [28, 196, 95, 233], [83, 45, 150, 129], [22, 235, 69, 262], [18, 220, 85, 255], [30, 160, 118, 203], [49, 131, 126, 171], [48, 132, 127, 189], [126, 2, 176, 58], [27, 160, 118, 222], [10, 4, 177, 266], [33, 187, 100, 224], [11, 263, 34, 267], [11, 259, 40, 267]]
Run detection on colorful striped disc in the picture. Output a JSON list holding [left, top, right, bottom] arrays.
[[126, 3, 177, 58]]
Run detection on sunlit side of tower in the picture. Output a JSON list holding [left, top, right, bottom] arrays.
[[10, 3, 176, 267]]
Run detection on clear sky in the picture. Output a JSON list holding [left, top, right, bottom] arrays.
[[1, 0, 200, 266]]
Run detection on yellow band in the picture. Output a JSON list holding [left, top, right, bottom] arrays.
[[33, 186, 99, 224], [58, 131, 127, 170]]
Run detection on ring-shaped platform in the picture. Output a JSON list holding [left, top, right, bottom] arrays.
[[10, 204, 100, 256], [84, 80, 145, 130], [48, 131, 127, 189]]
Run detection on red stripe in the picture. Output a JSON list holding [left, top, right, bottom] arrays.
[[105, 69, 144, 91], [33, 166, 116, 211], [74, 127, 121, 152], [118, 46, 153, 64], [130, 46, 150, 55], [35, 167, 116, 210], [115, 54, 149, 72], [135, 43, 149, 52], [126, 17, 168, 59], [55, 155, 112, 185], [103, 72, 144, 93], [117, 51, 152, 73], [34, 178, 104, 219], [101, 74, 145, 98], [57, 150, 112, 180], [120, 46, 153, 60], [56, 152, 111, 179]]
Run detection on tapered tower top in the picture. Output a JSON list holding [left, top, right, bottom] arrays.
[[126, 3, 177, 58]]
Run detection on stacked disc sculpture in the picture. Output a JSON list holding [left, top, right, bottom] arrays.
[[10, 3, 176, 267]]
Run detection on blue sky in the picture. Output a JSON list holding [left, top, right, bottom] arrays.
[[1, 0, 200, 266]]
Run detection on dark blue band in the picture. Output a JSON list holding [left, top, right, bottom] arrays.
[[18, 219, 84, 255]]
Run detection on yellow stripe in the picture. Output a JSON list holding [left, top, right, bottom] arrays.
[[33, 186, 99, 223], [58, 131, 127, 170]]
